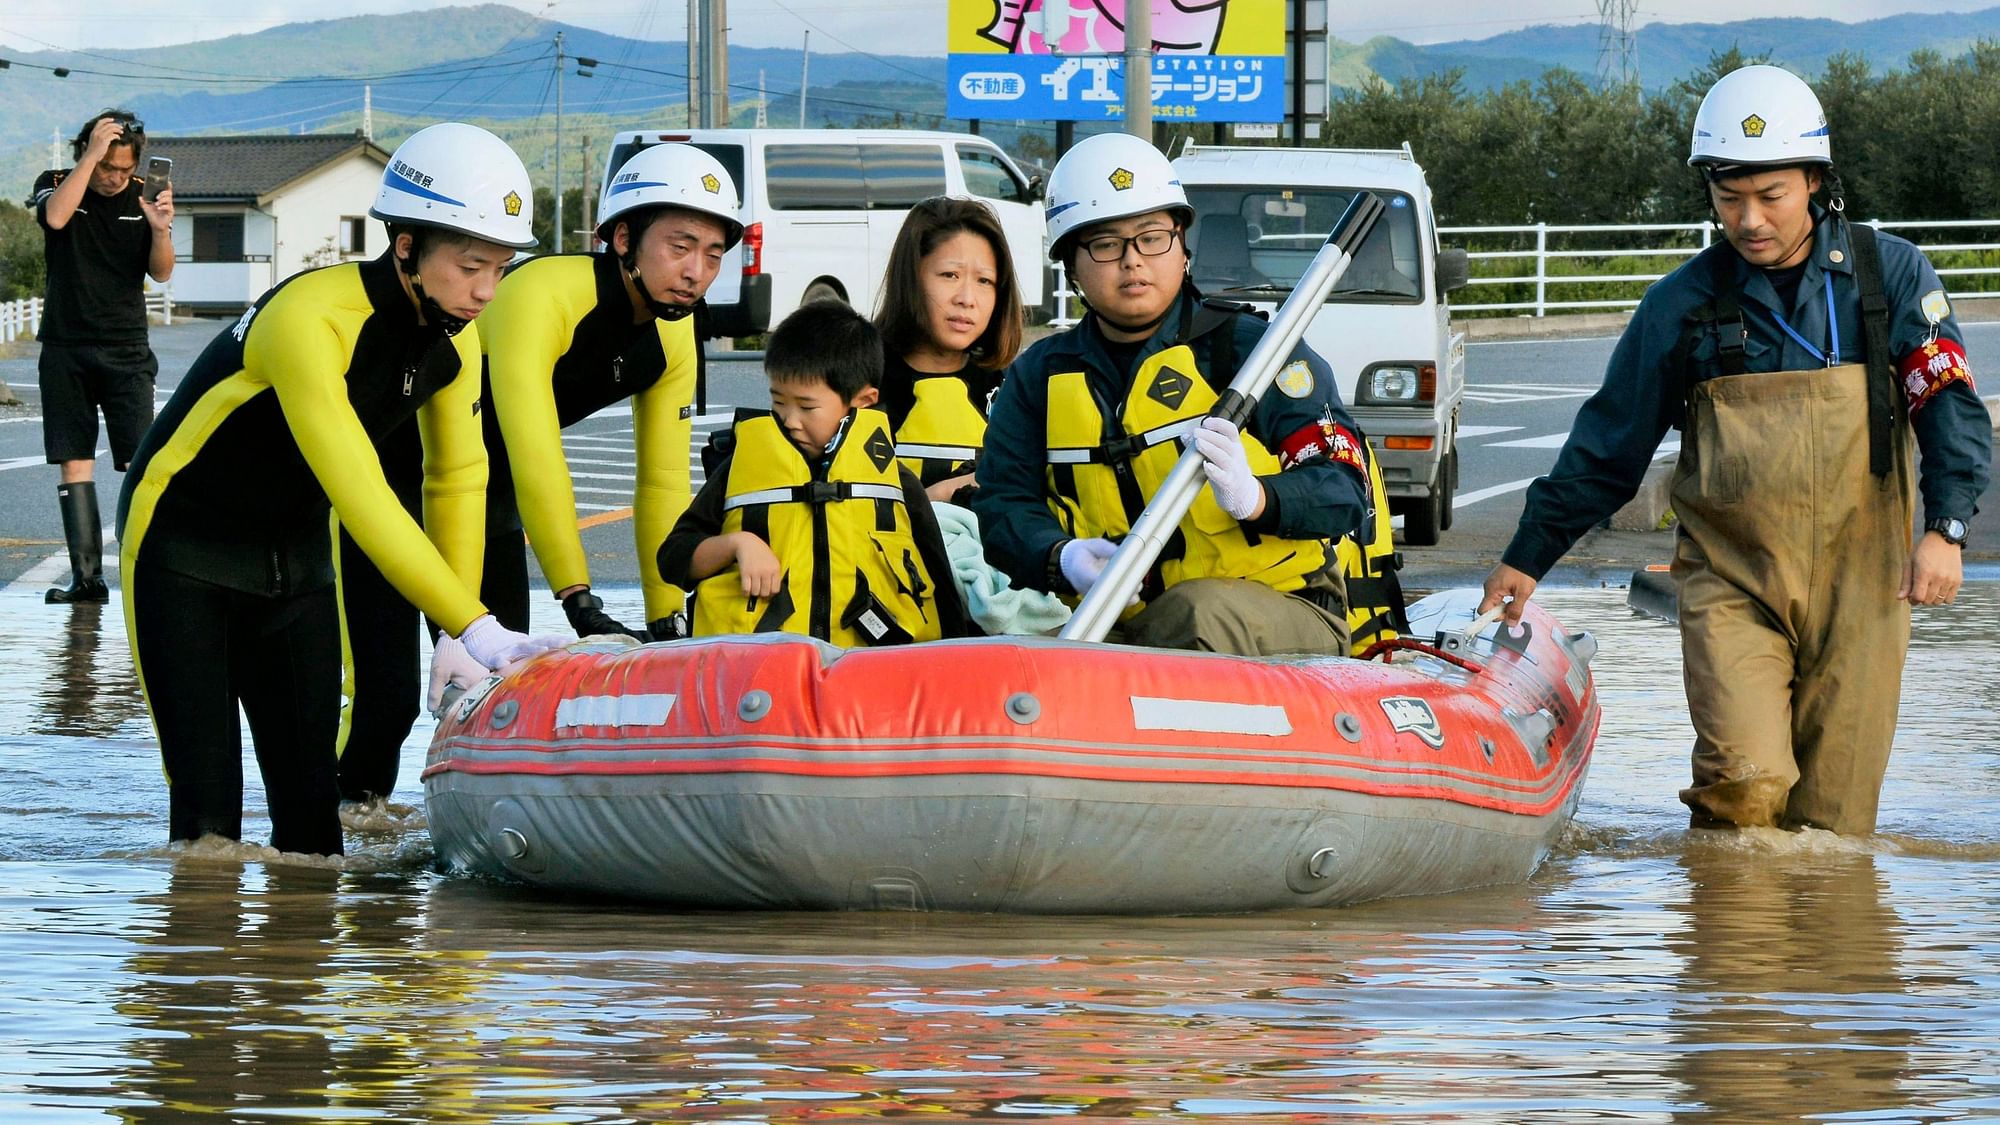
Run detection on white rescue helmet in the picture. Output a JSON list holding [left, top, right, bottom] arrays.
[[1044, 132, 1193, 262], [1688, 65, 1832, 173], [369, 123, 537, 249], [595, 143, 744, 250]]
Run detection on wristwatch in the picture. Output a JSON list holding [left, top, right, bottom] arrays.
[[1926, 517, 1969, 546]]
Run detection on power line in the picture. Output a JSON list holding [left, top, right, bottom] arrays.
[[0, 50, 555, 90], [759, 0, 935, 83]]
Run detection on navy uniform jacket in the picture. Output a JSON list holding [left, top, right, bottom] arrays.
[[1504, 211, 1992, 579], [974, 285, 1370, 592]]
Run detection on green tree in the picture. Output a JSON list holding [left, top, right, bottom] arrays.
[[0, 201, 45, 301]]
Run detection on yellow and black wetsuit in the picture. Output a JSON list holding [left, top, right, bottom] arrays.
[[480, 251, 697, 628], [117, 251, 487, 855], [334, 252, 696, 799]]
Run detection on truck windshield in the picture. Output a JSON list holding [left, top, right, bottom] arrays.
[[1185, 187, 1424, 303]]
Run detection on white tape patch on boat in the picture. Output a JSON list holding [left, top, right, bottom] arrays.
[[555, 693, 678, 728], [1129, 696, 1292, 737]]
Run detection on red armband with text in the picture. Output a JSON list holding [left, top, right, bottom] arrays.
[[1277, 418, 1369, 476], [1898, 338, 1975, 413]]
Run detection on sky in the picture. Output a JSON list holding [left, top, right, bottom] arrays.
[[0, 0, 1987, 56]]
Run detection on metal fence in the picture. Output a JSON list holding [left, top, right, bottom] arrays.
[[1438, 219, 2000, 317], [1050, 220, 2000, 326], [1, 290, 173, 343]]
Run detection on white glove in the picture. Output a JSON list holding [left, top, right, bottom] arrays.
[[427, 634, 489, 714], [459, 613, 570, 672], [1193, 416, 1264, 521], [1059, 537, 1120, 596]]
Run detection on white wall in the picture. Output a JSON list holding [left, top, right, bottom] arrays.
[[267, 151, 389, 283], [164, 202, 277, 307]]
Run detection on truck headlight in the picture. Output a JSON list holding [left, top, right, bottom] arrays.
[[1367, 366, 1419, 402], [1356, 363, 1436, 405]]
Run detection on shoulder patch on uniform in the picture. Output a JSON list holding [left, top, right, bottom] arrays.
[[679, 403, 694, 420], [1275, 359, 1314, 399], [1921, 288, 1951, 325]]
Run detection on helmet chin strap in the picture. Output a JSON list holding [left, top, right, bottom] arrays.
[[621, 249, 697, 321], [399, 252, 468, 337]]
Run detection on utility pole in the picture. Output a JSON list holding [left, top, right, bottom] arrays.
[[799, 30, 810, 127], [1123, 0, 1152, 143], [703, 0, 730, 127], [581, 133, 595, 245], [555, 30, 566, 253], [51, 129, 61, 170], [756, 69, 768, 128], [363, 85, 373, 141], [688, 0, 702, 125]]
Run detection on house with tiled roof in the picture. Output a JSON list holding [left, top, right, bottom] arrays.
[[146, 132, 391, 312]]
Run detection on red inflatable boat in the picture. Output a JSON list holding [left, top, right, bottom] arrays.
[[424, 589, 1599, 913]]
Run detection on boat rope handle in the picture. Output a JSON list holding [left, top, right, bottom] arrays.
[[1460, 605, 1507, 641], [1356, 637, 1483, 673]]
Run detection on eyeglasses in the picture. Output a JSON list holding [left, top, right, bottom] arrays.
[[1080, 228, 1180, 263]]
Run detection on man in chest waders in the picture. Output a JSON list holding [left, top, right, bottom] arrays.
[[1480, 66, 1992, 834]]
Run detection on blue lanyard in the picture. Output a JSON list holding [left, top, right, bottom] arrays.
[[1766, 272, 1841, 366]]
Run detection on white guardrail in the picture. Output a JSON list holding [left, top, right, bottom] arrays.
[[1437, 218, 2000, 317], [1049, 219, 2000, 326], [1, 291, 173, 344]]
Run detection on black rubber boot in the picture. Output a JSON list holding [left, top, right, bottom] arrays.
[[46, 482, 110, 605]]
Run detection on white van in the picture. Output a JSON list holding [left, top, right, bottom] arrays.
[[1172, 143, 1470, 545], [600, 128, 1046, 337]]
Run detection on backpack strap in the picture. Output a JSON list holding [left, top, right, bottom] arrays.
[[1845, 221, 1904, 479]]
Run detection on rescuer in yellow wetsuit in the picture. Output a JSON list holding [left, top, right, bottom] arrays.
[[332, 143, 741, 803], [118, 125, 567, 855]]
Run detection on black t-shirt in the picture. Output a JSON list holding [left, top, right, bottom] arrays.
[[33, 169, 153, 346], [1765, 261, 1809, 315], [877, 352, 1003, 430]]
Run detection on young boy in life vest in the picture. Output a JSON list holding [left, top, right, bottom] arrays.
[[659, 302, 972, 645]]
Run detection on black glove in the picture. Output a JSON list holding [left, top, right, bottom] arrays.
[[561, 590, 648, 641], [647, 612, 690, 641]]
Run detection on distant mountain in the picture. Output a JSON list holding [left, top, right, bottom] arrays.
[[1367, 8, 2000, 91], [8, 3, 2000, 201], [1, 4, 947, 197]]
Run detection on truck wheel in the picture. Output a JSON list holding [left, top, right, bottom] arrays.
[[1402, 481, 1446, 547], [1438, 448, 1458, 532]]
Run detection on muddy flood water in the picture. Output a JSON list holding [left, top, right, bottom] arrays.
[[3, 584, 1999, 1122]]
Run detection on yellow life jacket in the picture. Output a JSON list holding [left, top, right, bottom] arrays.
[[1042, 344, 1327, 604], [1337, 441, 1405, 654], [1042, 342, 1405, 655], [896, 375, 988, 483], [692, 410, 942, 646]]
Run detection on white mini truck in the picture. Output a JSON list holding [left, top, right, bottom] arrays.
[[1172, 142, 1470, 545]]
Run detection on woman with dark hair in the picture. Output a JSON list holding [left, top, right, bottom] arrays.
[[872, 196, 1025, 505]]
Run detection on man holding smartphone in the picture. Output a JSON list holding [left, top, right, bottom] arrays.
[[32, 108, 176, 603]]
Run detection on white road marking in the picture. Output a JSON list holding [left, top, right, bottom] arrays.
[[1462, 383, 1596, 405], [1456, 425, 1521, 441], [1490, 431, 1572, 449], [1453, 476, 1538, 507]]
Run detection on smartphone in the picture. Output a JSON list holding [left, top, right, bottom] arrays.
[[141, 156, 172, 203]]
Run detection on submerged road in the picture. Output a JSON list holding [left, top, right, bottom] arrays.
[[4, 319, 1999, 598]]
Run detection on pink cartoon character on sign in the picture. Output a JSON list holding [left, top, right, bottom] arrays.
[[977, 0, 1230, 56]]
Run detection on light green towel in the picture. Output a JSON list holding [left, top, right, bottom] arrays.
[[932, 502, 1072, 636]]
